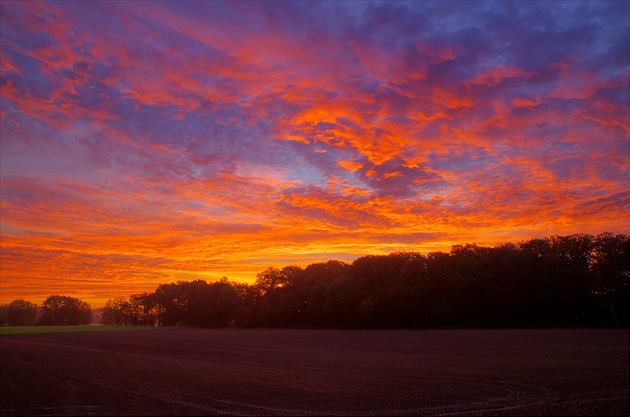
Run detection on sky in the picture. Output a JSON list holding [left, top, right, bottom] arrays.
[[1, 0, 628, 308]]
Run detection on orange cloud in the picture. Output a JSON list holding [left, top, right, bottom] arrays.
[[338, 160, 363, 172], [1, 0, 627, 309]]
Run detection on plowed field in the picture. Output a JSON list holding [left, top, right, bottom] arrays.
[[1, 329, 628, 416]]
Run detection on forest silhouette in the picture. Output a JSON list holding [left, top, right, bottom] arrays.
[[2, 233, 627, 328], [97, 233, 628, 328]]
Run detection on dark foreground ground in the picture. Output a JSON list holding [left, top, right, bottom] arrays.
[[1, 328, 628, 416]]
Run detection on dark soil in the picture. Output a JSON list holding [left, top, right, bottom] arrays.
[[1, 328, 628, 416]]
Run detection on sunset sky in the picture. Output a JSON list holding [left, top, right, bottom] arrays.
[[1, 1, 628, 308]]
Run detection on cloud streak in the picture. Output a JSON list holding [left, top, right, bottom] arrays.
[[1, 0, 628, 306]]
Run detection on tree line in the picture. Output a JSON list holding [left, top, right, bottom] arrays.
[[2, 233, 627, 328], [100, 233, 628, 328], [0, 295, 90, 326]]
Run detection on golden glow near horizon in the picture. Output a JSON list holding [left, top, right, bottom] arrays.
[[1, 1, 628, 308]]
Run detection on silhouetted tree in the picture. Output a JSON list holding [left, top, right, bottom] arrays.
[[296, 261, 348, 326], [180, 280, 212, 327], [476, 242, 526, 323], [518, 237, 564, 322], [153, 282, 188, 326], [253, 266, 303, 326], [255, 267, 292, 295], [6, 299, 38, 325], [184, 278, 240, 327], [424, 250, 452, 325], [547, 234, 595, 323], [102, 297, 129, 326], [390, 253, 428, 326], [351, 253, 415, 326], [214, 279, 240, 327], [324, 276, 359, 326], [447, 244, 496, 325], [231, 281, 259, 327], [37, 295, 91, 325], [590, 233, 630, 324], [129, 292, 157, 326], [305, 280, 329, 325], [0, 304, 8, 325]]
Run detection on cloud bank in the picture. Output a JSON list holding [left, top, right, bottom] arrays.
[[1, 0, 628, 306]]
